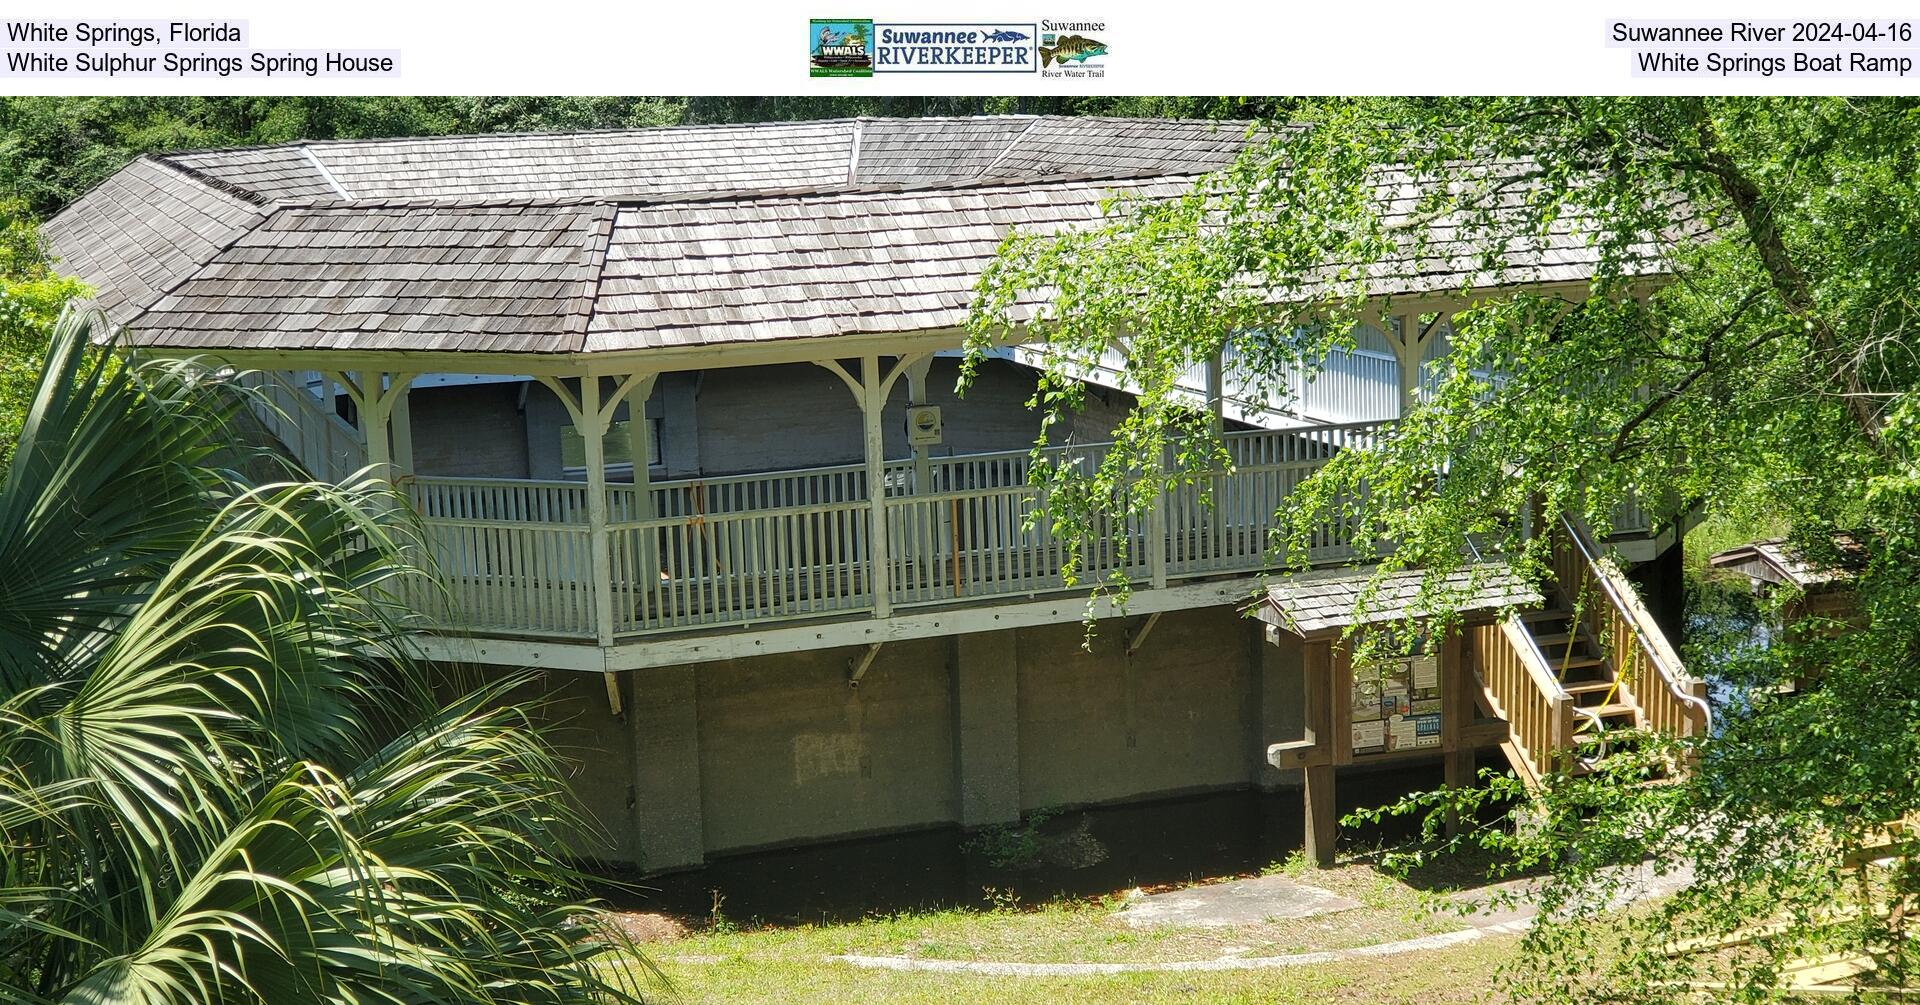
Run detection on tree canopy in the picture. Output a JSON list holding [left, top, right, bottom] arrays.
[[967, 97, 1920, 1001]]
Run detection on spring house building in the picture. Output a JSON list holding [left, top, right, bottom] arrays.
[[46, 116, 1708, 871]]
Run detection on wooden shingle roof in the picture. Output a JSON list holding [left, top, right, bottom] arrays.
[[42, 157, 267, 322], [42, 116, 1679, 358], [585, 176, 1191, 351], [1254, 563, 1542, 637], [133, 199, 612, 352]]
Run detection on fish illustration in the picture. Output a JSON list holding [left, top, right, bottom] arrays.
[[1040, 34, 1106, 66], [983, 29, 1029, 42]]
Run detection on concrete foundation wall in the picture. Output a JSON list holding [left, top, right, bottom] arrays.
[[1015, 607, 1257, 810], [532, 604, 1300, 871], [693, 637, 958, 854]]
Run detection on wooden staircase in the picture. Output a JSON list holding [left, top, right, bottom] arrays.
[[1472, 517, 1711, 791]]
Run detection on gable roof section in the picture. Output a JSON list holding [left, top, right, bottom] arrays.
[[302, 120, 857, 201], [585, 175, 1191, 351], [1707, 533, 1869, 591], [988, 117, 1247, 178], [41, 157, 267, 323], [852, 117, 1038, 185], [132, 199, 611, 352], [166, 144, 340, 201]]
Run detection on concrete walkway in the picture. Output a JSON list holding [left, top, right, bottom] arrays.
[[831, 859, 1693, 976], [1116, 874, 1360, 928], [832, 924, 1523, 975]]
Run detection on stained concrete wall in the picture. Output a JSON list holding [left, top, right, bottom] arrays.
[[548, 604, 1300, 871], [1014, 606, 1258, 810], [692, 637, 958, 854]]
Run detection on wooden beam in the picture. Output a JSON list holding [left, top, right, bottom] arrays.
[[1330, 642, 1355, 766], [1126, 611, 1163, 656], [1439, 629, 1474, 836], [1268, 739, 1333, 769], [604, 575, 1270, 670], [602, 671, 624, 716], [579, 376, 616, 648], [1304, 763, 1338, 867], [847, 642, 883, 686]]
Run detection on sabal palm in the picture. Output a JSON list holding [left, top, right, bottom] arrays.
[[0, 309, 650, 1003]]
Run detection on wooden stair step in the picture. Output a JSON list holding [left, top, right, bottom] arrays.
[[1522, 610, 1573, 623], [1546, 653, 1606, 669], [1529, 631, 1592, 648], [1563, 681, 1618, 696], [1590, 703, 1638, 719]]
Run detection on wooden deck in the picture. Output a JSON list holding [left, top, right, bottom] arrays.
[[399, 421, 1388, 641]]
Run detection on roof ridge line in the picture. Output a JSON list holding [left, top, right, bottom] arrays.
[[263, 171, 1201, 213], [142, 117, 871, 160], [145, 153, 276, 208], [300, 145, 353, 199], [846, 118, 864, 185], [975, 116, 1042, 181], [573, 203, 618, 351]]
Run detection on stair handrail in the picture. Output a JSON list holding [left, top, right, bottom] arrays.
[[1560, 515, 1714, 736], [1465, 535, 1609, 766]]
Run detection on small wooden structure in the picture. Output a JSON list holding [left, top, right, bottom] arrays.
[[1708, 533, 1868, 633], [1255, 518, 1715, 866], [1252, 563, 1537, 866], [1660, 815, 1920, 997]]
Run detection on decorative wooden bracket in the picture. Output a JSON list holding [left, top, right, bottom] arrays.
[[847, 642, 883, 687], [1126, 611, 1163, 656], [602, 671, 624, 717]]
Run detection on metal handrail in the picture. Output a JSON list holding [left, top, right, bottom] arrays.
[[1560, 515, 1715, 736]]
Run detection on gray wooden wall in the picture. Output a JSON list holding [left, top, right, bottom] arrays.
[[406, 357, 1143, 482]]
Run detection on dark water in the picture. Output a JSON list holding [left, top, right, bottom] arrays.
[[593, 758, 1494, 925]]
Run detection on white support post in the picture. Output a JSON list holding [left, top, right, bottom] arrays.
[[390, 381, 414, 477], [1205, 347, 1225, 434], [336, 371, 414, 484], [1147, 443, 1169, 590], [1390, 313, 1424, 419], [816, 354, 926, 620], [577, 376, 617, 648], [355, 371, 392, 476], [861, 355, 893, 618], [615, 373, 659, 632], [1202, 346, 1226, 571]]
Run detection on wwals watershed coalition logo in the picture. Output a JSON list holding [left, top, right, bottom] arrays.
[[811, 18, 1103, 75], [809, 19, 874, 76]]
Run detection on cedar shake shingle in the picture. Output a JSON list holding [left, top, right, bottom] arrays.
[[44, 118, 1681, 356]]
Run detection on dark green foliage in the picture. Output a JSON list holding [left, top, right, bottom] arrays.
[[969, 97, 1920, 1002], [0, 310, 654, 1003]]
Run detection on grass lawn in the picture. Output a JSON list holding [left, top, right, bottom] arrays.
[[638, 933, 1516, 1004], [620, 858, 1522, 1003]]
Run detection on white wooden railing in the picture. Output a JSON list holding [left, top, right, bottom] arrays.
[[233, 370, 365, 482], [399, 420, 1388, 640]]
